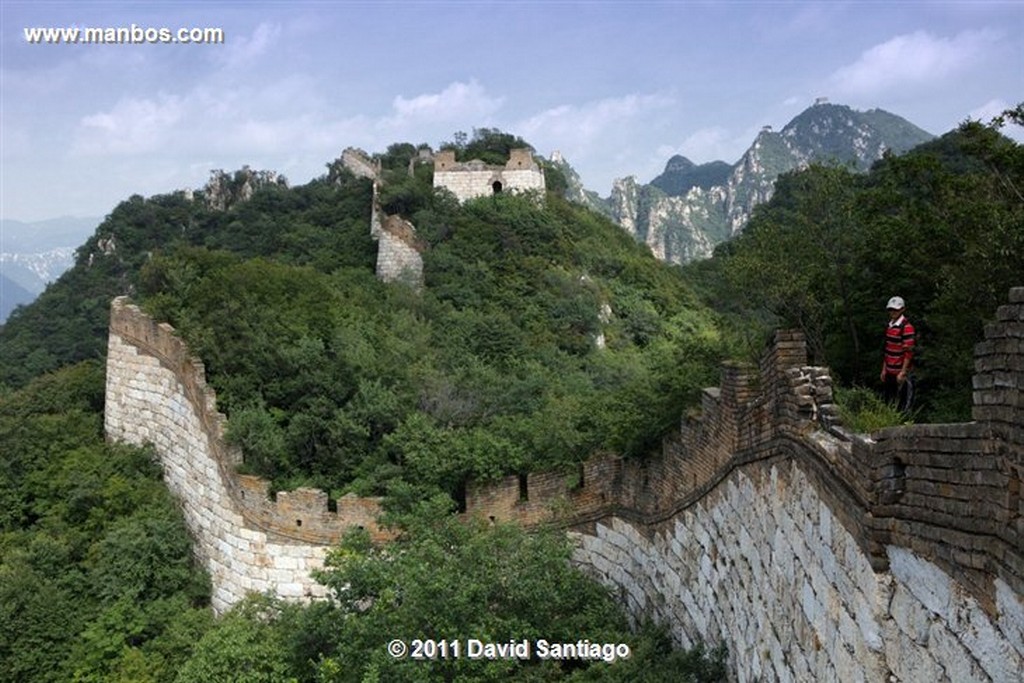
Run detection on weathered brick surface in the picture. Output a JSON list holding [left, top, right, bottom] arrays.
[[433, 148, 546, 203], [375, 214, 423, 289]]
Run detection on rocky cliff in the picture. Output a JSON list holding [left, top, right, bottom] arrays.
[[569, 102, 934, 264]]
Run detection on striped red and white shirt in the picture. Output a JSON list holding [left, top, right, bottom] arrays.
[[883, 315, 915, 376]]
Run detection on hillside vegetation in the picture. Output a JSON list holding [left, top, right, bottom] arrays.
[[139, 193, 724, 500]]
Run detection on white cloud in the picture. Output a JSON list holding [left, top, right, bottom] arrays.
[[217, 22, 282, 70], [969, 98, 1024, 142], [510, 93, 674, 191], [829, 30, 997, 98], [381, 80, 505, 130], [517, 93, 673, 146], [675, 126, 731, 161], [654, 120, 765, 167], [969, 98, 1014, 124], [75, 94, 185, 155]]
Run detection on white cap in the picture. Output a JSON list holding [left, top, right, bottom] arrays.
[[886, 296, 906, 310]]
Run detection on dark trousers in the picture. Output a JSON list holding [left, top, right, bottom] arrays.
[[883, 373, 915, 413]]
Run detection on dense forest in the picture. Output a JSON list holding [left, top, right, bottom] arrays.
[[0, 113, 1020, 680]]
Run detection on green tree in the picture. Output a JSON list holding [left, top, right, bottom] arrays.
[[0, 362, 212, 682], [707, 111, 1024, 421], [725, 164, 861, 365], [173, 599, 295, 683], [311, 497, 663, 682]]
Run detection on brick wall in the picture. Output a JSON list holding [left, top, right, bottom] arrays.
[[104, 298, 392, 613], [433, 148, 546, 202], [464, 289, 1022, 615], [375, 214, 424, 289]]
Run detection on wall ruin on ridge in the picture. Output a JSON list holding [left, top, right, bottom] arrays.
[[433, 148, 546, 202], [339, 146, 424, 288]]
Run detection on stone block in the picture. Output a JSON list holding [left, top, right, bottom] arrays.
[[889, 547, 953, 619], [276, 582, 307, 598], [832, 642, 865, 683]]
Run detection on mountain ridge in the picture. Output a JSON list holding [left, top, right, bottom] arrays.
[[557, 102, 935, 263]]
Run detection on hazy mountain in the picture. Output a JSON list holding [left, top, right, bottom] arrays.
[[565, 102, 935, 264], [1, 216, 98, 252], [649, 156, 732, 196], [0, 216, 98, 321], [0, 273, 35, 323], [1, 248, 77, 292]]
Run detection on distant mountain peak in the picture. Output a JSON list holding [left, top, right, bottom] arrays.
[[664, 155, 696, 172], [598, 102, 934, 264], [649, 155, 732, 198]]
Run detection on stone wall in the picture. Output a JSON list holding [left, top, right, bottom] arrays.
[[104, 298, 390, 614], [375, 214, 424, 289], [339, 147, 378, 181], [573, 461, 1022, 682], [466, 290, 1023, 681], [336, 146, 424, 287], [433, 148, 546, 202], [104, 288, 1024, 679]]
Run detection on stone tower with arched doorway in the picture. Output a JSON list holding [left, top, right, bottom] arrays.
[[433, 148, 545, 202]]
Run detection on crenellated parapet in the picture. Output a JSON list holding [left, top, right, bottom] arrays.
[[866, 288, 1024, 612], [104, 297, 392, 613], [566, 288, 1024, 681]]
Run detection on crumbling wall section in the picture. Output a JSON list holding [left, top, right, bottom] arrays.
[[104, 298, 389, 613], [433, 148, 546, 202]]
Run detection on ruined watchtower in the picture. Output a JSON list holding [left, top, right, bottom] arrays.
[[433, 148, 546, 202]]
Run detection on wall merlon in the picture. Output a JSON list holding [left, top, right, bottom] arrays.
[[996, 304, 1024, 322]]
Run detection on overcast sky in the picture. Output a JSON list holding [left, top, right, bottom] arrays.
[[1, 1, 1021, 223]]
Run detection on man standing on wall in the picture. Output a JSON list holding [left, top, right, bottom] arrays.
[[880, 296, 915, 413]]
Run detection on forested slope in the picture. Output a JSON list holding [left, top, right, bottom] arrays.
[[684, 111, 1024, 423]]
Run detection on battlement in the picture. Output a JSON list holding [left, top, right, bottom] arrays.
[[105, 290, 1023, 582], [464, 306, 1022, 600], [104, 298, 394, 612], [433, 147, 546, 202], [106, 297, 394, 542]]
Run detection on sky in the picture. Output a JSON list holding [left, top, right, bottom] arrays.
[[1, 0, 1022, 224]]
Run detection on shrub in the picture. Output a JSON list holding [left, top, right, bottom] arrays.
[[834, 386, 910, 433]]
